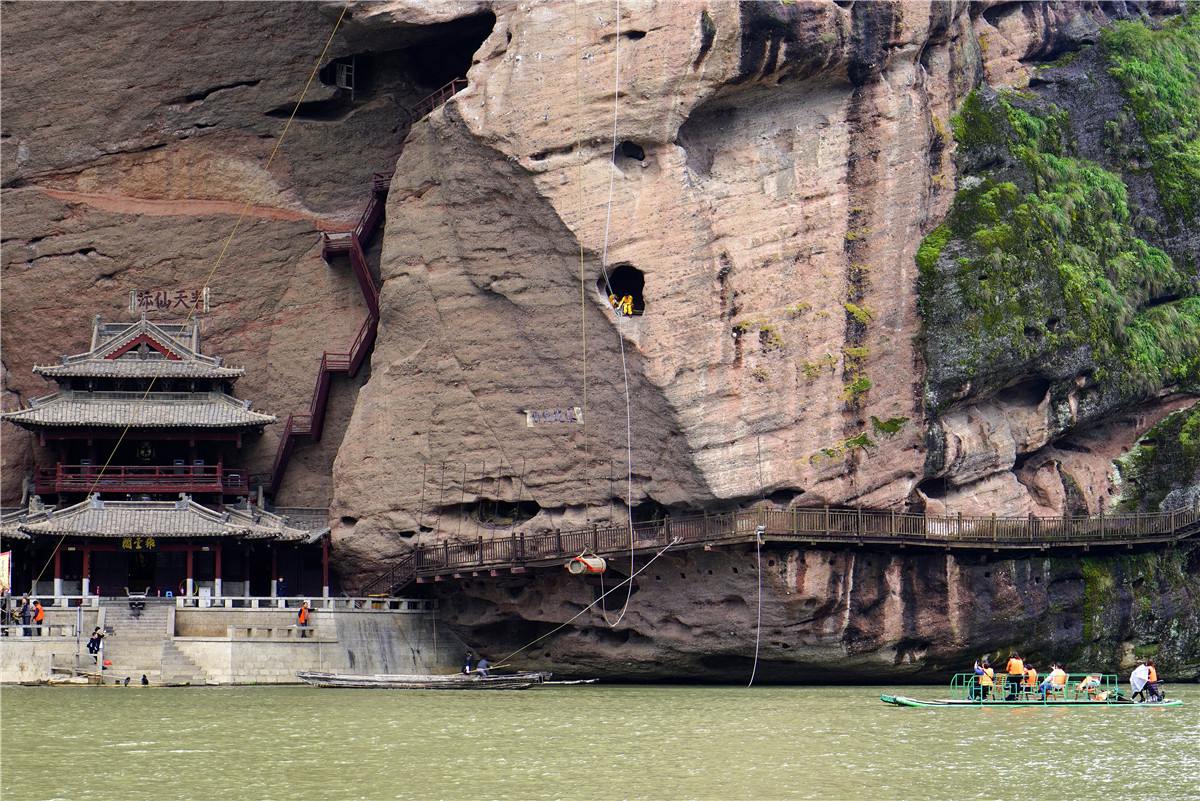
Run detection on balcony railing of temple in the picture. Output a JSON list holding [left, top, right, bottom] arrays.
[[36, 464, 248, 495]]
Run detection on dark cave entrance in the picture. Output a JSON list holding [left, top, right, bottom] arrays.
[[597, 264, 646, 316]]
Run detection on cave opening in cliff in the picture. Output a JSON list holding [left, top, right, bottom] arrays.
[[401, 12, 496, 90], [471, 499, 540, 527], [597, 264, 645, 316]]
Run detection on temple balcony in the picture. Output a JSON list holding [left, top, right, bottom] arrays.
[[35, 463, 249, 496]]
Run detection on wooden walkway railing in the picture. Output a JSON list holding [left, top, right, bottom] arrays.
[[358, 504, 1200, 596], [269, 172, 393, 497]]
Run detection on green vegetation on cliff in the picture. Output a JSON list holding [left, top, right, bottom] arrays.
[[1101, 8, 1200, 226], [919, 11, 1200, 419], [1114, 403, 1200, 511]]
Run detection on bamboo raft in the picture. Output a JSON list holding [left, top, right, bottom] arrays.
[[296, 670, 552, 690]]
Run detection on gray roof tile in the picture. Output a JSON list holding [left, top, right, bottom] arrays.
[[1, 391, 275, 429], [11, 496, 309, 540]]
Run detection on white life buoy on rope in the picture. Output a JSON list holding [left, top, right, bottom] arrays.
[[567, 555, 606, 574]]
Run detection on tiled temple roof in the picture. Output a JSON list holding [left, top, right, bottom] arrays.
[[1, 508, 32, 541], [8, 495, 310, 541], [35, 316, 244, 381], [0, 391, 275, 429]]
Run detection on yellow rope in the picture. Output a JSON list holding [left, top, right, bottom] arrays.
[[29, 3, 353, 589]]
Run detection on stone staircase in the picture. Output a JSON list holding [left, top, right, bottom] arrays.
[[99, 599, 206, 685]]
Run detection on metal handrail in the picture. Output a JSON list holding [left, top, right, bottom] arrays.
[[408, 78, 468, 122], [360, 504, 1200, 595]]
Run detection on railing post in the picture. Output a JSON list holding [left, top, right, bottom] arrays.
[[824, 505, 830, 537], [592, 524, 598, 552], [556, 529, 562, 555], [1099, 509, 1104, 540], [856, 505, 862, 537], [793, 505, 798, 537], [958, 511, 963, 541], [1028, 513, 1035, 541], [990, 513, 996, 541], [890, 508, 896, 537], [519, 533, 526, 560]]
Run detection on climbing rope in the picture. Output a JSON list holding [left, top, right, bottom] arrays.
[[586, 0, 640, 631], [28, 3, 354, 589], [749, 436, 765, 686]]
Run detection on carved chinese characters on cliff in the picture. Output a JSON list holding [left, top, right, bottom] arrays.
[[128, 288, 210, 314]]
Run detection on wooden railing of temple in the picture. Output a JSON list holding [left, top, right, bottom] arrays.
[[268, 172, 393, 497], [36, 463, 247, 496], [358, 504, 1200, 596]]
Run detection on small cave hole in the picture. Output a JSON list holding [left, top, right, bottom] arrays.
[[732, 567, 739, 574], [984, 571, 992, 578], [1023, 325, 1043, 341], [767, 559, 776, 567], [597, 264, 646, 316], [340, 516, 358, 527], [680, 573, 686, 579], [624, 30, 647, 41], [614, 140, 646, 162]]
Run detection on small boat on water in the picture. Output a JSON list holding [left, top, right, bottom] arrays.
[[296, 670, 553, 689], [881, 672, 1182, 708]]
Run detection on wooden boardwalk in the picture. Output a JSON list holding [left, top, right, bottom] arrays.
[[358, 504, 1200, 596]]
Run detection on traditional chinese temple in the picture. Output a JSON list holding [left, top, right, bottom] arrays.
[[1, 315, 330, 599]]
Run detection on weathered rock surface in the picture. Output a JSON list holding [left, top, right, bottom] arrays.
[[434, 541, 1200, 682], [2, 1, 1196, 680]]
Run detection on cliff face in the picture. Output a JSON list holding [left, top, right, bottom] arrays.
[[3, 2, 1197, 680]]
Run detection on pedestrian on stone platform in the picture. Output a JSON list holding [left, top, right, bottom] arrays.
[[87, 627, 105, 662], [276, 577, 288, 597], [32, 598, 45, 636], [298, 600, 310, 638], [19, 596, 32, 637]]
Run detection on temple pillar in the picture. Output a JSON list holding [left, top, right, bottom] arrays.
[[81, 546, 90, 597], [53, 547, 64, 604], [214, 544, 222, 598], [322, 534, 330, 598], [185, 545, 194, 598], [270, 548, 278, 597]]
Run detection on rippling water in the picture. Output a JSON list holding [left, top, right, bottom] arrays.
[[2, 683, 1197, 800]]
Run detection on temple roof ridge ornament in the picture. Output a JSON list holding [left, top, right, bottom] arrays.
[[35, 316, 244, 380]]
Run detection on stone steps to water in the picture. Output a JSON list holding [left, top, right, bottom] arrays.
[[94, 600, 206, 685]]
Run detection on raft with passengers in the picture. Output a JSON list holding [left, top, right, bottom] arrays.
[[881, 654, 1182, 707]]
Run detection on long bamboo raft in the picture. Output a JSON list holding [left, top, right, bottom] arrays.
[[881, 672, 1182, 707], [296, 670, 552, 690]]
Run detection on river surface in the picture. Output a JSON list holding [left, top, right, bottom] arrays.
[[2, 683, 1197, 800]]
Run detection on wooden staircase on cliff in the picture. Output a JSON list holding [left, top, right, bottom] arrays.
[[268, 171, 392, 498]]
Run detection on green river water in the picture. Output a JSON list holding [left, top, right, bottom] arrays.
[[2, 683, 1197, 801]]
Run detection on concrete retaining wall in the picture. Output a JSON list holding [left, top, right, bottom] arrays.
[[1, 605, 467, 684]]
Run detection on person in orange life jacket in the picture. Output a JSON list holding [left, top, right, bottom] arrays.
[[32, 599, 45, 636], [1004, 652, 1024, 700], [297, 601, 310, 638], [1076, 673, 1101, 697], [1145, 660, 1161, 702], [973, 659, 994, 700], [1039, 662, 1067, 697], [1023, 663, 1038, 699]]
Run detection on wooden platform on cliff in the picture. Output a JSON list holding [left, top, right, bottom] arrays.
[[358, 504, 1200, 596]]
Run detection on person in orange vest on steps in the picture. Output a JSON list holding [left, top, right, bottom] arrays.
[[973, 659, 994, 700], [297, 601, 310, 638], [1004, 652, 1024, 700], [32, 599, 45, 636]]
